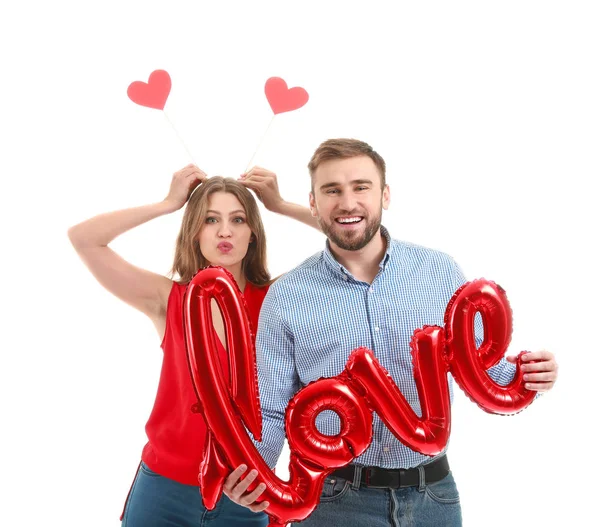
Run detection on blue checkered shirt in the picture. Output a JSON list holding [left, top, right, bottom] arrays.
[[254, 226, 516, 469]]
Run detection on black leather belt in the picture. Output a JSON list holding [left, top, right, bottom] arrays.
[[330, 455, 449, 489]]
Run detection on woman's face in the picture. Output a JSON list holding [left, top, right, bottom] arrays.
[[198, 191, 253, 269]]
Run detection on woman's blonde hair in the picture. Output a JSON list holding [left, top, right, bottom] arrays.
[[170, 177, 270, 286]]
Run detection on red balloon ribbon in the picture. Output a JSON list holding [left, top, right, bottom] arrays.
[[184, 268, 535, 526]]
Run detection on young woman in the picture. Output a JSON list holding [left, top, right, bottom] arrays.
[[68, 164, 317, 527]]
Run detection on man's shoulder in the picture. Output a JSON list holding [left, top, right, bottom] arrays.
[[390, 238, 457, 269]]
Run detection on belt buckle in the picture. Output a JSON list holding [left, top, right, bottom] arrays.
[[365, 467, 396, 489]]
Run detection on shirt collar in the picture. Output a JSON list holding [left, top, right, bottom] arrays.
[[323, 225, 393, 278]]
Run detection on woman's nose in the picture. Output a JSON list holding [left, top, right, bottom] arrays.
[[218, 225, 232, 237]]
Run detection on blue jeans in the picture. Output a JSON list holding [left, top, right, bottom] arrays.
[[293, 470, 462, 527], [121, 462, 268, 527]]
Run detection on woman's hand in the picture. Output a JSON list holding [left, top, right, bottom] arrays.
[[239, 166, 284, 213], [165, 164, 208, 210], [240, 166, 321, 231]]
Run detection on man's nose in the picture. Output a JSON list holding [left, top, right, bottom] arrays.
[[339, 193, 357, 212]]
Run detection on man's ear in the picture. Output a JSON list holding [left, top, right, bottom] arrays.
[[308, 190, 317, 218], [309, 192, 318, 217], [382, 185, 390, 210]]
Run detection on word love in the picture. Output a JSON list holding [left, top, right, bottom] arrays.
[[183, 267, 534, 527]]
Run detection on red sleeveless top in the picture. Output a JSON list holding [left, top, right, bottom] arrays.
[[141, 280, 269, 485]]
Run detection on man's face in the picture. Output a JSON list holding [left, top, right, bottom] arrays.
[[309, 156, 390, 251]]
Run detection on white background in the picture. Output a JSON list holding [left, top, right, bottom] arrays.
[[1, 1, 598, 525]]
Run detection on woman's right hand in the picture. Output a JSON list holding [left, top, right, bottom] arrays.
[[165, 164, 208, 210]]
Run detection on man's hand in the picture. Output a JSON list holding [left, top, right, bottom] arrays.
[[222, 464, 270, 513], [507, 350, 558, 392], [239, 166, 284, 213]]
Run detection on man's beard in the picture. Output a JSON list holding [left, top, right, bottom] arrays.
[[318, 211, 382, 251]]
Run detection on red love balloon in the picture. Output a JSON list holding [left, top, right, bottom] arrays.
[[127, 69, 171, 110], [444, 278, 536, 413], [184, 267, 364, 527], [264, 77, 309, 115], [184, 270, 535, 526], [345, 327, 452, 455]]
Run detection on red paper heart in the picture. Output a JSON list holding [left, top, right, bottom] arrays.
[[127, 70, 171, 110], [264, 77, 309, 115]]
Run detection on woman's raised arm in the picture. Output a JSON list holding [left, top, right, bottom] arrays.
[[240, 166, 320, 231], [68, 165, 206, 320]]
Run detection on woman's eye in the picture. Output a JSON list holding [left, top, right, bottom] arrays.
[[233, 217, 246, 223], [205, 217, 217, 224]]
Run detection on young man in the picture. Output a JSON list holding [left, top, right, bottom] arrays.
[[225, 138, 559, 526]]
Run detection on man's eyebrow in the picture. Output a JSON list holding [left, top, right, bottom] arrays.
[[319, 179, 374, 190]]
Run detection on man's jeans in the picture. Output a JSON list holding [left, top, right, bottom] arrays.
[[121, 462, 268, 527], [294, 470, 462, 527]]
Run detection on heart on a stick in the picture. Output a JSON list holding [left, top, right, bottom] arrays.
[[264, 77, 309, 115], [127, 70, 172, 110]]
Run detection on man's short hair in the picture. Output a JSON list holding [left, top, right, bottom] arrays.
[[307, 138, 386, 191]]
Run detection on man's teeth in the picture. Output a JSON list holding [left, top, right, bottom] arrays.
[[337, 217, 362, 224]]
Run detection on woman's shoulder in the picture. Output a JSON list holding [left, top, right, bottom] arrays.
[[170, 280, 189, 294], [245, 281, 270, 303], [163, 280, 188, 310]]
